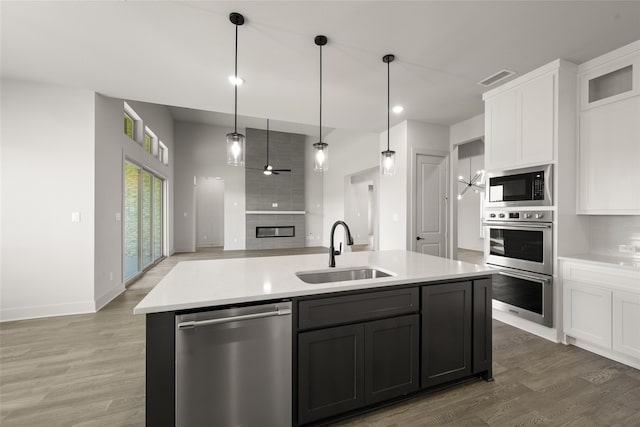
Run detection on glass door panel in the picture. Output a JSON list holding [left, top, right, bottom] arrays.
[[153, 176, 163, 260], [142, 171, 153, 268], [124, 163, 140, 281]]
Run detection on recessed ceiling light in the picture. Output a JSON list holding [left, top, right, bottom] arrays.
[[392, 105, 404, 114], [228, 75, 244, 86]]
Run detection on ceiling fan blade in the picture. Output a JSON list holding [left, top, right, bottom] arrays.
[[272, 171, 280, 175], [272, 169, 292, 172], [247, 167, 264, 171]]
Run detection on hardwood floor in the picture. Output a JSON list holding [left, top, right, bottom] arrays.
[[2, 248, 639, 426]]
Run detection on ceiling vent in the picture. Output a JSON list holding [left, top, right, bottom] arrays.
[[478, 69, 516, 87]]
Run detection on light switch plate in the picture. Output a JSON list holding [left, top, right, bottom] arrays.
[[71, 212, 81, 223]]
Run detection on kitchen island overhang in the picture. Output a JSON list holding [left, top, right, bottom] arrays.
[[135, 250, 497, 426]]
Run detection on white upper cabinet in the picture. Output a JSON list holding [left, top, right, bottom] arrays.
[[483, 60, 569, 171], [577, 40, 640, 214]]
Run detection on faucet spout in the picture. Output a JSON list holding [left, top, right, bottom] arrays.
[[329, 220, 354, 267]]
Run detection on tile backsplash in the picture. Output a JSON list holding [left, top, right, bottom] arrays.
[[589, 215, 640, 259]]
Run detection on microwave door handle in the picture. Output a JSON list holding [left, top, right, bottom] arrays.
[[500, 270, 551, 283]]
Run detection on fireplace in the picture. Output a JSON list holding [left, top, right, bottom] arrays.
[[256, 226, 295, 238]]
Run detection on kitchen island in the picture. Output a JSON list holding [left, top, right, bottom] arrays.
[[135, 250, 496, 426]]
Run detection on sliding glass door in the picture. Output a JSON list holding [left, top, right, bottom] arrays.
[[124, 161, 164, 282]]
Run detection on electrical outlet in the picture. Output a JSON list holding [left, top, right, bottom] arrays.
[[618, 245, 636, 254]]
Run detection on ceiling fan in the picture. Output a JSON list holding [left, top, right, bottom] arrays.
[[248, 119, 292, 175]]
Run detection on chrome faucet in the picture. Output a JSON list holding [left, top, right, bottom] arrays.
[[329, 220, 354, 267]]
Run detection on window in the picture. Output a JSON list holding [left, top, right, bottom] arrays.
[[124, 161, 165, 282], [124, 113, 134, 139], [144, 126, 158, 155], [158, 141, 169, 165], [124, 102, 142, 142]]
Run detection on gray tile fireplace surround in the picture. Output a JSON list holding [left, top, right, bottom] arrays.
[[245, 128, 306, 250]]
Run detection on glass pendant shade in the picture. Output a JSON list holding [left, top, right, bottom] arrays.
[[381, 149, 396, 176], [226, 132, 245, 166], [313, 141, 328, 171]]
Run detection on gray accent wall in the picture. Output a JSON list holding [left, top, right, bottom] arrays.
[[245, 128, 306, 249]]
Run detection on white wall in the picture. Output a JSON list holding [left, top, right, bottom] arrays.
[[196, 177, 224, 247], [450, 113, 484, 148], [345, 173, 376, 246], [322, 129, 379, 248], [173, 121, 246, 251], [1, 79, 96, 321], [304, 136, 324, 247], [94, 95, 174, 308]]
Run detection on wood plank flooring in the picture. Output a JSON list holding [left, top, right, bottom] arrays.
[[2, 248, 639, 426]]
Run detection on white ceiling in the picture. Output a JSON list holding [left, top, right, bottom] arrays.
[[2, 1, 640, 134]]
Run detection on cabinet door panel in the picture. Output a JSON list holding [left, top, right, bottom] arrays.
[[563, 281, 612, 348], [486, 90, 518, 170], [421, 282, 472, 388], [613, 291, 640, 359], [578, 96, 640, 213], [298, 324, 365, 424], [364, 314, 419, 405], [520, 73, 555, 165]]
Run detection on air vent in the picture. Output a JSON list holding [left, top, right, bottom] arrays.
[[478, 69, 516, 87]]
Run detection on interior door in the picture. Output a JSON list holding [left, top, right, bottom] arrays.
[[415, 154, 448, 256]]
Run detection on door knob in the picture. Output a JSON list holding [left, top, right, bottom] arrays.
[[416, 236, 424, 240]]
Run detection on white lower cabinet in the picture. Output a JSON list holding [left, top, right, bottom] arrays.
[[562, 259, 640, 368], [612, 291, 640, 359], [564, 281, 612, 348]]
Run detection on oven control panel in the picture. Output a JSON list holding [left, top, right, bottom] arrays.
[[484, 209, 553, 223]]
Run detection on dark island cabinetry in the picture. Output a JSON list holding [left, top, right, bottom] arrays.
[[296, 278, 492, 425]]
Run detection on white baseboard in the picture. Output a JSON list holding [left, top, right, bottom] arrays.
[[0, 300, 95, 322], [566, 336, 640, 370], [95, 284, 125, 311], [492, 308, 561, 343]]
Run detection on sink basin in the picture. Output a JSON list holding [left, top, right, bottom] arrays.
[[296, 267, 392, 284]]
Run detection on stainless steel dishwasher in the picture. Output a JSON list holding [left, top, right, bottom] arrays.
[[175, 301, 292, 427]]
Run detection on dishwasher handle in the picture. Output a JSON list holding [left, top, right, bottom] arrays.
[[177, 307, 292, 330]]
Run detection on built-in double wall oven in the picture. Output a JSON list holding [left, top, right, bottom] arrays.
[[484, 208, 553, 327]]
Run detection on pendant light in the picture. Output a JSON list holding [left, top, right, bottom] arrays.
[[381, 54, 396, 176], [313, 35, 328, 172], [226, 12, 245, 166]]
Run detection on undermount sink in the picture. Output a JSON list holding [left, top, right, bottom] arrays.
[[295, 267, 393, 284]]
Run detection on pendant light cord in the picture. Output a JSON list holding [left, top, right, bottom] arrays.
[[319, 43, 323, 142], [266, 119, 270, 164], [234, 23, 238, 134], [387, 58, 390, 151]]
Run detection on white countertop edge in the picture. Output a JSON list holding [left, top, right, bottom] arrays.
[[558, 254, 640, 272], [133, 251, 498, 315], [133, 269, 496, 315]]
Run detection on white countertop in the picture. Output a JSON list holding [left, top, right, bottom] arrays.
[[558, 254, 640, 271], [133, 250, 496, 314]]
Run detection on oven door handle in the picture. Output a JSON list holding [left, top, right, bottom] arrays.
[[483, 222, 551, 229], [498, 269, 551, 283]]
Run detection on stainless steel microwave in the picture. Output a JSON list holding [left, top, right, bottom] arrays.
[[486, 165, 552, 207]]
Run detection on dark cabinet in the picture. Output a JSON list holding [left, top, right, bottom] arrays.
[[472, 278, 493, 377], [364, 315, 419, 405], [298, 324, 365, 425], [421, 282, 472, 388]]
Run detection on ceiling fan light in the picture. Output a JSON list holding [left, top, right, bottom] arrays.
[[226, 132, 245, 166], [313, 141, 328, 171], [263, 169, 272, 176], [392, 105, 404, 114]]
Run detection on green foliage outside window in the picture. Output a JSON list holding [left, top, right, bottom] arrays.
[[144, 134, 151, 153], [124, 114, 134, 139]]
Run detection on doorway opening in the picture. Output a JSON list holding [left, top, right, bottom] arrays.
[[345, 168, 379, 251], [456, 139, 485, 265], [195, 177, 225, 250], [123, 161, 165, 283]]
